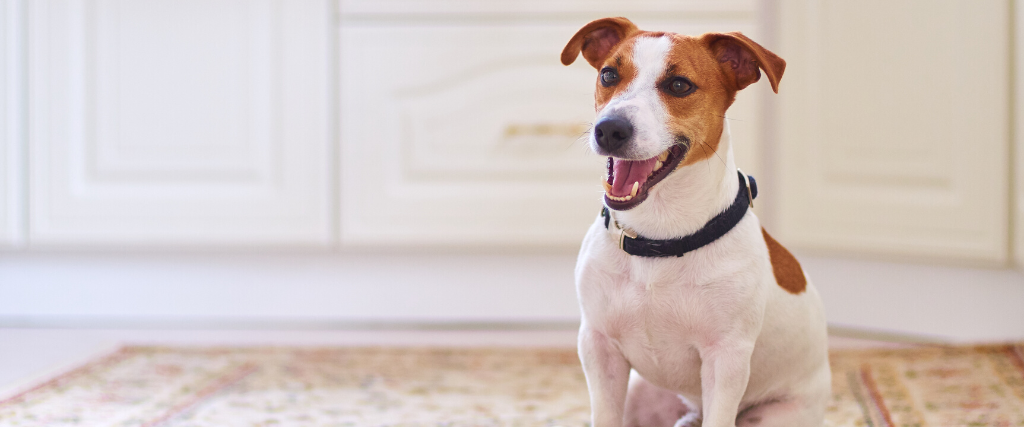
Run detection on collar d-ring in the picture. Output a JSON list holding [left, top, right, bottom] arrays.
[[738, 168, 754, 209]]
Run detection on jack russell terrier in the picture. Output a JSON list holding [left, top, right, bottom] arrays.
[[562, 18, 831, 427]]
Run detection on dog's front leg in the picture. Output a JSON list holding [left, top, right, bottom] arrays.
[[699, 344, 754, 427], [579, 326, 631, 427]]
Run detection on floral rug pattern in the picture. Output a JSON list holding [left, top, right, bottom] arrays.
[[1, 344, 1022, 426]]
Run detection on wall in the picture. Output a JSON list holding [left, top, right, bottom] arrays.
[[1, 251, 1023, 343]]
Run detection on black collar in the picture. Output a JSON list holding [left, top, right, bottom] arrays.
[[602, 170, 757, 258]]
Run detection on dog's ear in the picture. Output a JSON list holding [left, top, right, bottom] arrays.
[[702, 32, 786, 93], [561, 17, 639, 69]]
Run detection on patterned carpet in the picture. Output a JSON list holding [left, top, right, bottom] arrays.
[[0, 344, 1022, 426]]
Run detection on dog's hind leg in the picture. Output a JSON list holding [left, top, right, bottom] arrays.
[[735, 398, 824, 427], [623, 371, 699, 427], [735, 369, 830, 427]]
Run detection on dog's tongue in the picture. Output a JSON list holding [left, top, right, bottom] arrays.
[[610, 157, 658, 197]]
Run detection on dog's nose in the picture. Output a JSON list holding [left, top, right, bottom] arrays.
[[594, 117, 633, 152]]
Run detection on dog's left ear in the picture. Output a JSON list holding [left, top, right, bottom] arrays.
[[702, 32, 786, 93]]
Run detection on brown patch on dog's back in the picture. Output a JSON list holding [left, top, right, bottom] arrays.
[[761, 228, 806, 294]]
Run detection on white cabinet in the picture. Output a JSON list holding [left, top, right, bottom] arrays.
[[338, 4, 763, 247], [7, 0, 768, 250], [776, 0, 1010, 264], [1, 0, 24, 247], [26, 0, 333, 247]]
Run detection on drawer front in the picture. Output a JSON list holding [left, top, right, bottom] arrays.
[[340, 17, 761, 247]]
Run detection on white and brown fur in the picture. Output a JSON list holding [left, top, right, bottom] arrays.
[[562, 18, 831, 427]]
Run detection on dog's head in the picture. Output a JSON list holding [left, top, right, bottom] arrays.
[[562, 17, 785, 211]]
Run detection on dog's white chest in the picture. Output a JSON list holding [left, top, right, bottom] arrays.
[[575, 216, 766, 396], [589, 272, 708, 394]]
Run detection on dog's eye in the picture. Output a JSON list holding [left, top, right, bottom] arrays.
[[600, 68, 620, 87], [663, 76, 696, 97]]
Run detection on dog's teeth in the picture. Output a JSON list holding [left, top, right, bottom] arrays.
[[654, 160, 663, 171], [603, 181, 612, 192], [607, 194, 631, 202], [658, 151, 669, 161], [630, 181, 639, 197]]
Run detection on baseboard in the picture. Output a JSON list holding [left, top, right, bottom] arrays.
[[826, 324, 946, 345], [0, 316, 581, 331], [0, 252, 1021, 343], [801, 254, 1024, 344], [0, 252, 583, 323]]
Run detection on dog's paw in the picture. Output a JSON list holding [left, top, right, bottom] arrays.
[[673, 412, 702, 427]]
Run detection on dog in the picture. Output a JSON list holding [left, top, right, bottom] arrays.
[[562, 18, 831, 427]]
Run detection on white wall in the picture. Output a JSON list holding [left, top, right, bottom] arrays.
[[801, 255, 1024, 343], [0, 252, 581, 325], [0, 252, 1022, 343]]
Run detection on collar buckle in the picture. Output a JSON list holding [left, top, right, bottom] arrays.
[[618, 225, 637, 251], [606, 210, 638, 250], [738, 168, 754, 209]]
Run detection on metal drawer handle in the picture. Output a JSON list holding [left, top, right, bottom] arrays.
[[503, 123, 589, 138]]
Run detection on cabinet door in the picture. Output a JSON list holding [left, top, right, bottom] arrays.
[[28, 0, 332, 247], [339, 17, 761, 247], [776, 0, 1009, 264], [1, 0, 23, 247]]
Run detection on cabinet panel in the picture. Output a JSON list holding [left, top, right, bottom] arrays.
[[1, 0, 24, 247], [28, 0, 332, 246], [340, 17, 760, 247], [776, 0, 1009, 263]]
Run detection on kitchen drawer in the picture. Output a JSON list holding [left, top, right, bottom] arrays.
[[339, 16, 762, 247]]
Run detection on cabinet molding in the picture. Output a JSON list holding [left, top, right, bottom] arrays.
[[776, 0, 1010, 263], [28, 0, 333, 247]]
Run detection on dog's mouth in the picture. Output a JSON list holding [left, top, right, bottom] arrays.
[[604, 145, 687, 211]]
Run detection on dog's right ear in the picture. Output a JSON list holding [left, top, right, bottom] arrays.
[[561, 17, 639, 69]]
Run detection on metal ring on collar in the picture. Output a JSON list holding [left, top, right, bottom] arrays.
[[738, 168, 754, 209]]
